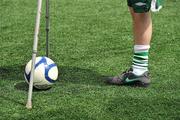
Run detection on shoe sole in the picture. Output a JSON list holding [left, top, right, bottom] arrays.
[[105, 77, 150, 88], [124, 81, 150, 88]]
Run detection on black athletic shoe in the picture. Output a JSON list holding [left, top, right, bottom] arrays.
[[106, 68, 150, 87]]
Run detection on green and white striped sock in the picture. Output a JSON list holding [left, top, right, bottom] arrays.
[[132, 45, 150, 76]]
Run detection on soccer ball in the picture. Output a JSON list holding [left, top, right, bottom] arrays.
[[24, 56, 58, 89]]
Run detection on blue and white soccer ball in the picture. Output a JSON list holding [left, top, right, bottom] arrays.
[[24, 56, 58, 89]]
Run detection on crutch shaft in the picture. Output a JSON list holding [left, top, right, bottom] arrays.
[[26, 0, 42, 109], [46, 0, 50, 57]]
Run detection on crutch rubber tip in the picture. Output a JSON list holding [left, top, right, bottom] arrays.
[[26, 102, 32, 109]]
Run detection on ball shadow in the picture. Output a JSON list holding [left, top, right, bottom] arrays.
[[14, 82, 52, 92], [14, 82, 29, 91]]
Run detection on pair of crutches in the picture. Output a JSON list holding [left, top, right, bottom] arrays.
[[26, 0, 50, 109]]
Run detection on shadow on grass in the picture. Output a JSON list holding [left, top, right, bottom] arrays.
[[0, 65, 107, 90], [0, 65, 25, 81], [59, 66, 107, 86], [12, 66, 107, 92]]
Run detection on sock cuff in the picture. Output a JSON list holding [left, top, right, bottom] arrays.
[[134, 45, 150, 52]]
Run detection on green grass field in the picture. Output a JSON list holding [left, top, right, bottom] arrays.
[[0, 0, 180, 119]]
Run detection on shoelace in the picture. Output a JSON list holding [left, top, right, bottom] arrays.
[[118, 68, 133, 79], [122, 68, 133, 74]]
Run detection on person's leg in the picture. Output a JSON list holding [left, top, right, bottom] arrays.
[[130, 7, 152, 76], [106, 0, 152, 87], [129, 7, 152, 45]]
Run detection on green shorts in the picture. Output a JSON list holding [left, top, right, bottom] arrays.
[[127, 0, 152, 13]]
